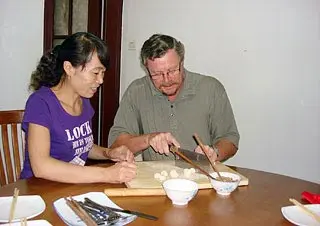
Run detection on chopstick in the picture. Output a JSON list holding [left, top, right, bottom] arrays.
[[64, 197, 98, 226], [193, 133, 225, 182], [289, 198, 320, 223], [9, 188, 19, 223], [170, 146, 215, 180]]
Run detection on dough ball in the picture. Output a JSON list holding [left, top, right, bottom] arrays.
[[158, 175, 166, 181], [183, 168, 196, 178], [184, 168, 192, 178], [170, 169, 179, 178], [161, 170, 168, 177], [154, 173, 161, 179]]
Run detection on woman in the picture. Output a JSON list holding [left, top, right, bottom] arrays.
[[20, 32, 136, 183]]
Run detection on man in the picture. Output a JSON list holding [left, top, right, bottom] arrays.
[[108, 34, 239, 163]]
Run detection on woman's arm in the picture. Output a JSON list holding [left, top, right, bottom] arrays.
[[87, 144, 109, 160], [28, 123, 136, 183]]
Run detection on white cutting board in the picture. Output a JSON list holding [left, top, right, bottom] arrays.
[[126, 161, 249, 189]]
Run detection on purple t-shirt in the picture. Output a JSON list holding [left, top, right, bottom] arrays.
[[20, 86, 95, 179]]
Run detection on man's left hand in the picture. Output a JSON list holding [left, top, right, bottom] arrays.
[[194, 145, 218, 162]]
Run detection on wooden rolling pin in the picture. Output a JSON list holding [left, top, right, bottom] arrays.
[[104, 188, 166, 197]]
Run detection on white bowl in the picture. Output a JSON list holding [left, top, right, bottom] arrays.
[[209, 172, 241, 196], [162, 179, 198, 206]]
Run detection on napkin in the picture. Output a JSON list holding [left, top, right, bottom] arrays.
[[301, 191, 320, 204]]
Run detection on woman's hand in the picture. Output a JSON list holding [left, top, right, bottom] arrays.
[[106, 161, 137, 183], [106, 145, 135, 163]]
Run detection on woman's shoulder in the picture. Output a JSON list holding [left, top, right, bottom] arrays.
[[27, 86, 55, 102], [23, 87, 57, 129], [25, 86, 61, 116]]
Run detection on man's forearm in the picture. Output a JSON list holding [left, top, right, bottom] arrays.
[[110, 133, 151, 154], [214, 139, 238, 161]]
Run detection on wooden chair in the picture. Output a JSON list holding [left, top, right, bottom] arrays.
[[0, 110, 24, 186]]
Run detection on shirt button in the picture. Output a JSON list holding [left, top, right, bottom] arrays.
[[170, 113, 174, 116], [171, 105, 173, 108]]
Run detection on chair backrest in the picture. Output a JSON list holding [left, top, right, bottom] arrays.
[[0, 110, 24, 186]]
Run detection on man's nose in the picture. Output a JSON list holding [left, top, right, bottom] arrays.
[[162, 72, 170, 83]]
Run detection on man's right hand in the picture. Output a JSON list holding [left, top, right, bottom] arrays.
[[148, 132, 180, 155]]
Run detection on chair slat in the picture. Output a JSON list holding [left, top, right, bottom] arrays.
[[0, 127, 7, 185], [0, 110, 24, 186], [12, 124, 21, 180], [1, 125, 14, 184]]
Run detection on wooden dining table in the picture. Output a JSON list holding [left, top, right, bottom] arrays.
[[0, 164, 319, 226]]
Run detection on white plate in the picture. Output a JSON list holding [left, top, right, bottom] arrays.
[[1, 219, 52, 226], [53, 192, 136, 226], [281, 204, 320, 226], [0, 195, 46, 223]]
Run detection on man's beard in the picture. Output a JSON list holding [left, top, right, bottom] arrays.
[[160, 83, 178, 96]]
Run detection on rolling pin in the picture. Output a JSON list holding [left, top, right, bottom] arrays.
[[104, 188, 166, 196]]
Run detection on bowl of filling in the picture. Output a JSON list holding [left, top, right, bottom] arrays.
[[209, 172, 241, 196]]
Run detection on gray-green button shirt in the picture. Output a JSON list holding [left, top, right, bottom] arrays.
[[108, 69, 240, 161]]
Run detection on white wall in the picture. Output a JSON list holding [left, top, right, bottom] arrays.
[[122, 0, 320, 183], [0, 0, 44, 110], [1, 0, 318, 183]]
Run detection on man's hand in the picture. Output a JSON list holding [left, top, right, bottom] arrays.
[[106, 145, 135, 163], [148, 132, 180, 155], [194, 145, 218, 162]]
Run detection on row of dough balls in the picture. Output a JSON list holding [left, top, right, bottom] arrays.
[[154, 168, 196, 182]]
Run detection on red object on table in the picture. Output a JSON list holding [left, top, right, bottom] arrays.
[[302, 191, 320, 204]]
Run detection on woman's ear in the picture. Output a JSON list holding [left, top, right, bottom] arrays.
[[63, 61, 75, 77]]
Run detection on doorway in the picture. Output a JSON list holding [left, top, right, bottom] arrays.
[[43, 0, 123, 147]]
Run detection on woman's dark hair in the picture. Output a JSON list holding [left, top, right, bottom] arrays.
[[29, 32, 109, 91]]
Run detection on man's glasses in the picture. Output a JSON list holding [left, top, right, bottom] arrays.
[[149, 65, 181, 80]]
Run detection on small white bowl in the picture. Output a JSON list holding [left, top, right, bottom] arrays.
[[209, 172, 241, 196], [162, 178, 198, 206]]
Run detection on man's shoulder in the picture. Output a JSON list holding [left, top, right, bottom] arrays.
[[129, 76, 149, 86], [125, 76, 150, 94], [186, 70, 224, 90]]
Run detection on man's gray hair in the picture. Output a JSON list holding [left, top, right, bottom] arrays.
[[140, 34, 185, 66]]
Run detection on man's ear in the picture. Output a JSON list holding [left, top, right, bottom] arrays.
[[63, 61, 75, 77]]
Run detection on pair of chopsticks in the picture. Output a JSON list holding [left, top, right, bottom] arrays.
[[64, 197, 98, 226], [193, 133, 225, 181], [9, 188, 19, 223], [289, 198, 320, 223], [170, 146, 215, 180]]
